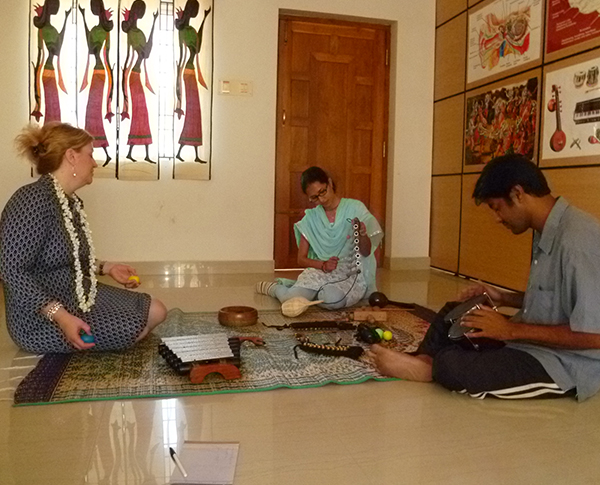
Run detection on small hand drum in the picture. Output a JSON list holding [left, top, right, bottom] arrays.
[[218, 306, 258, 327], [445, 293, 497, 341]]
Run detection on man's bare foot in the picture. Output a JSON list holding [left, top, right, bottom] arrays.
[[366, 344, 433, 382]]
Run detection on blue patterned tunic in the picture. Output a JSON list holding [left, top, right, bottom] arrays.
[[0, 175, 150, 353]]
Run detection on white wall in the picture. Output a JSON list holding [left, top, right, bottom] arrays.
[[0, 0, 435, 266]]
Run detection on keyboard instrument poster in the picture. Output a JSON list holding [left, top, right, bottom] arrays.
[[547, 0, 600, 54], [542, 56, 600, 161], [467, 0, 543, 85]]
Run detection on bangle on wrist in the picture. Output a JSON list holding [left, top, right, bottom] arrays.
[[98, 260, 106, 276], [45, 302, 63, 322], [322, 261, 327, 272]]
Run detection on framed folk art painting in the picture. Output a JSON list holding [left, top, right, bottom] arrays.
[[172, 0, 213, 180], [464, 70, 540, 172], [29, 0, 214, 181], [76, 0, 118, 177], [29, 0, 78, 128]]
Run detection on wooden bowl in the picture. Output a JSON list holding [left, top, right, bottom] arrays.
[[218, 306, 258, 327]]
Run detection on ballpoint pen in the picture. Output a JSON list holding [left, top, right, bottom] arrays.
[[170, 447, 188, 478]]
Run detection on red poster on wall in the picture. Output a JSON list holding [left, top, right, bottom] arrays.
[[547, 0, 600, 54]]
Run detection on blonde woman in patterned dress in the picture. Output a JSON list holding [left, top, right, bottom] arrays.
[[0, 122, 167, 353]]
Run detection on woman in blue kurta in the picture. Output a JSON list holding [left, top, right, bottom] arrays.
[[257, 167, 383, 309]]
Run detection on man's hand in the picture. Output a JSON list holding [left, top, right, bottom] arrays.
[[458, 281, 504, 305], [460, 306, 517, 341]]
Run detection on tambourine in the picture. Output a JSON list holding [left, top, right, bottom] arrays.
[[445, 293, 497, 342]]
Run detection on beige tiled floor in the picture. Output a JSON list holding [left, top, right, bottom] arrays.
[[1, 268, 600, 485]]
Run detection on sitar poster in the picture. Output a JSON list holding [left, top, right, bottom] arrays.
[[467, 0, 543, 84], [541, 55, 600, 161], [547, 0, 600, 54]]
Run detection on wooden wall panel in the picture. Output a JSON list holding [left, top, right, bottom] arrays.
[[437, 0, 467, 26], [433, 94, 464, 175], [433, 0, 600, 291], [459, 174, 532, 291], [544, 167, 600, 221], [435, 13, 467, 101], [430, 176, 462, 273]]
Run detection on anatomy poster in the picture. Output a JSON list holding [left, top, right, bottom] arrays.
[[547, 0, 600, 55], [467, 0, 543, 85], [541, 54, 600, 163], [465, 77, 538, 166]]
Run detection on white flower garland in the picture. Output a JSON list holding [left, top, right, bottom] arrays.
[[50, 175, 98, 312]]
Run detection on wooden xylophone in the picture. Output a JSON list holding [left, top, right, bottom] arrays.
[[159, 334, 264, 384]]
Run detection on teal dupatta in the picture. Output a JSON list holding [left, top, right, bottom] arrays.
[[293, 198, 383, 294]]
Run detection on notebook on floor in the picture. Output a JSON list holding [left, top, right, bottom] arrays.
[[170, 441, 240, 485]]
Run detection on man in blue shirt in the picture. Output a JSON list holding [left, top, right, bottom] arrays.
[[369, 154, 600, 401]]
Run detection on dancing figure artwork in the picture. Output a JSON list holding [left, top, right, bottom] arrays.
[[79, 0, 114, 166], [174, 0, 211, 163], [465, 78, 538, 165], [120, 0, 158, 163], [31, 0, 72, 125]]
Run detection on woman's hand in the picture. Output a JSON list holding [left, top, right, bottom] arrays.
[[104, 262, 141, 288], [322, 257, 339, 273], [53, 309, 95, 350], [359, 221, 367, 237], [353, 218, 371, 256]]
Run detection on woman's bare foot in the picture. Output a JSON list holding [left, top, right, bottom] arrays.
[[366, 344, 433, 382]]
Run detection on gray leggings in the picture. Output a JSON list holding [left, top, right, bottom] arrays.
[[272, 284, 349, 310]]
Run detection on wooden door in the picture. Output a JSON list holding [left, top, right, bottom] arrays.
[[275, 16, 390, 269]]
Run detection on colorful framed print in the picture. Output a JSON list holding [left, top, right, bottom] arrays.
[[76, 0, 118, 177], [541, 50, 600, 167], [29, 0, 78, 127], [28, 0, 213, 182], [172, 0, 213, 180], [546, 1, 600, 63], [464, 70, 540, 172], [467, 0, 544, 89], [117, 0, 161, 180]]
